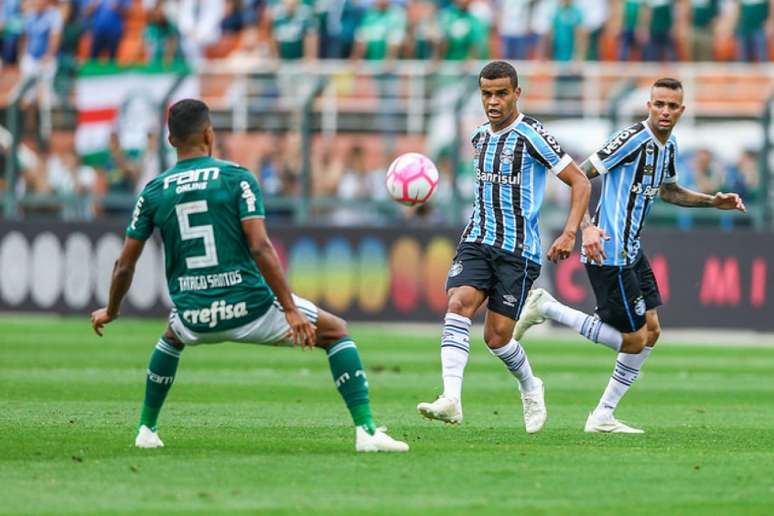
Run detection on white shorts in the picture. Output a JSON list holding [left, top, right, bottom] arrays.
[[169, 294, 319, 346]]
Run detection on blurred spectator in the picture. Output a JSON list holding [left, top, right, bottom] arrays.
[[546, 0, 583, 62], [266, 0, 317, 60], [256, 132, 300, 197], [619, 0, 644, 60], [144, 0, 182, 64], [642, 0, 676, 62], [689, 0, 720, 61], [438, 0, 488, 60], [46, 149, 98, 218], [221, 0, 245, 34], [177, 0, 224, 66], [351, 0, 406, 61], [726, 149, 761, 203], [1, 0, 24, 65], [135, 132, 162, 193], [19, 0, 62, 134], [577, 0, 609, 61], [732, 0, 771, 62], [98, 131, 140, 215], [530, 0, 557, 59], [86, 0, 132, 61], [55, 0, 85, 100], [336, 142, 383, 200], [497, 0, 534, 60], [332, 142, 387, 224], [692, 148, 725, 194], [404, 0, 440, 59]]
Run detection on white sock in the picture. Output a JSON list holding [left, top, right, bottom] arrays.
[[440, 313, 471, 401], [543, 300, 622, 351], [489, 339, 540, 393], [595, 346, 653, 415]]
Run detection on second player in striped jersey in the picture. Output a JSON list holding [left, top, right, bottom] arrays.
[[514, 78, 746, 434], [417, 61, 595, 433]]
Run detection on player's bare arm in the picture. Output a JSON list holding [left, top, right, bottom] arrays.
[[659, 182, 747, 212], [579, 158, 601, 179], [91, 237, 146, 336], [548, 161, 591, 263], [242, 217, 316, 349]]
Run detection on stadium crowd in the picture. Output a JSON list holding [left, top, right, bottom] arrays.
[[1, 0, 773, 70], [0, 0, 770, 222]]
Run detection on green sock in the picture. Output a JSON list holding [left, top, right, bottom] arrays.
[[327, 337, 376, 435], [139, 337, 181, 432]]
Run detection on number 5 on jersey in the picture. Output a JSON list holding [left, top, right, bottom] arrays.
[[176, 200, 219, 269]]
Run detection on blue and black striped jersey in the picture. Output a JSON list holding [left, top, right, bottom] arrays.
[[461, 113, 572, 265], [585, 121, 679, 267]]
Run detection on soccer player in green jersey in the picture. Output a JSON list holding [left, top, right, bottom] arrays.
[[90, 99, 408, 453]]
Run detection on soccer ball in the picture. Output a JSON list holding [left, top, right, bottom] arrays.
[[385, 152, 440, 206]]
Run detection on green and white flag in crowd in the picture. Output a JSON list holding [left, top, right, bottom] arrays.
[[75, 62, 198, 164]]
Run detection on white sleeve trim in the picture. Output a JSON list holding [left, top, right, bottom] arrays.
[[550, 154, 573, 175], [589, 153, 608, 175], [662, 175, 678, 184], [240, 214, 266, 220]]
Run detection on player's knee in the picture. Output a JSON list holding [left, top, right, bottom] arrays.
[[315, 310, 348, 346], [447, 297, 475, 319], [163, 327, 184, 350], [620, 329, 647, 354], [483, 326, 511, 349], [647, 325, 661, 347]]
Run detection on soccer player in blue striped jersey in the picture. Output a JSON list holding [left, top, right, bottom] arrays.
[[515, 78, 747, 433], [417, 61, 593, 433]]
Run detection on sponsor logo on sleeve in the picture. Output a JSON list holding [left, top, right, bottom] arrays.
[[529, 121, 563, 155], [600, 127, 640, 157], [240, 181, 257, 212]]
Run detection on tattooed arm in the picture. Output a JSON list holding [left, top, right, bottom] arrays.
[[660, 182, 746, 211]]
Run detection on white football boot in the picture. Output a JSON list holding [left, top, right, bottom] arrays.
[[135, 425, 165, 448], [355, 426, 409, 452], [514, 288, 556, 341], [584, 412, 644, 434], [416, 395, 463, 424], [520, 377, 547, 433]]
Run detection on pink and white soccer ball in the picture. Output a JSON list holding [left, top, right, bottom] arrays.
[[385, 152, 439, 206]]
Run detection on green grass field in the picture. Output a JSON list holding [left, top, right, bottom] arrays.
[[2, 316, 774, 515]]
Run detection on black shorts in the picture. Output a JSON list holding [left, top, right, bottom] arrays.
[[585, 252, 662, 333], [445, 242, 541, 320]]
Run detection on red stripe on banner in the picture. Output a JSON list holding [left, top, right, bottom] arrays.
[[77, 108, 118, 124]]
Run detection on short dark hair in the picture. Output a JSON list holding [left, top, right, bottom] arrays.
[[479, 61, 518, 89], [652, 77, 682, 91], [168, 99, 211, 145]]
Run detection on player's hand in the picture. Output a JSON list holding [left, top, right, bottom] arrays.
[[582, 225, 609, 265], [547, 231, 575, 264], [712, 192, 746, 212], [284, 308, 317, 350], [91, 308, 117, 336]]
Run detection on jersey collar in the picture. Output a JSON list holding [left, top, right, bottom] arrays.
[[641, 119, 669, 149], [488, 112, 524, 136]]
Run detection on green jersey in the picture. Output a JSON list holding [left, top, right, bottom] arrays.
[[127, 156, 274, 333], [438, 5, 486, 60], [739, 0, 769, 35], [648, 0, 673, 35], [272, 2, 316, 59], [355, 7, 406, 60], [692, 0, 719, 29]]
